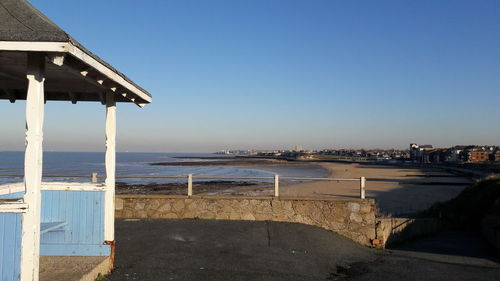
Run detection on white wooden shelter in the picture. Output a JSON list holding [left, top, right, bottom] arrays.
[[0, 1, 152, 280]]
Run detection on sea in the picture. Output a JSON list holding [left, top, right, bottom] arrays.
[[0, 151, 327, 185]]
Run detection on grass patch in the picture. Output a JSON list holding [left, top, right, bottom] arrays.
[[421, 175, 500, 231], [94, 273, 108, 281]]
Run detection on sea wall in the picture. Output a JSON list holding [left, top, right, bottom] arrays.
[[115, 195, 376, 245]]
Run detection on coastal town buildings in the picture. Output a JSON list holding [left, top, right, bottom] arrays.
[[222, 144, 498, 164], [409, 144, 499, 163]]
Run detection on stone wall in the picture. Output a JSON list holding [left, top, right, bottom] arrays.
[[115, 195, 376, 246]]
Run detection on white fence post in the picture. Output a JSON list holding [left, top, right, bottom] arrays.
[[187, 174, 193, 197], [92, 172, 98, 183], [360, 177, 366, 199], [274, 175, 279, 197]]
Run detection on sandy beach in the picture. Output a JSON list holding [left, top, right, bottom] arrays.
[[281, 162, 473, 215], [122, 158, 474, 216]]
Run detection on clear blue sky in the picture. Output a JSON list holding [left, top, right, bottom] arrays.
[[1, 0, 499, 152]]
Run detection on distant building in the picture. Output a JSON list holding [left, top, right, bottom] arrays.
[[409, 143, 433, 163], [447, 146, 465, 162], [294, 145, 303, 152], [495, 150, 500, 161], [468, 151, 489, 163]]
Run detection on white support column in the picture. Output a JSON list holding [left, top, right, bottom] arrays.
[[104, 92, 116, 243], [21, 52, 45, 281]]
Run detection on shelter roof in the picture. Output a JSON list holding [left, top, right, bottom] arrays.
[[0, 0, 152, 106]]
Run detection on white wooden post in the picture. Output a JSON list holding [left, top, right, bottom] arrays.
[[104, 92, 116, 242], [274, 175, 279, 197], [21, 52, 45, 281], [92, 172, 98, 183], [187, 174, 193, 196], [360, 177, 366, 199]]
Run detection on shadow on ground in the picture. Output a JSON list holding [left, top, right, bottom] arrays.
[[108, 219, 500, 281]]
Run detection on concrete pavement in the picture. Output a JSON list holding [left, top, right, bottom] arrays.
[[108, 219, 500, 281]]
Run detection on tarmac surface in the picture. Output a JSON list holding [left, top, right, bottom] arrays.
[[108, 219, 500, 281]]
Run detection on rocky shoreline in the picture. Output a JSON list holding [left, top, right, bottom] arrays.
[[116, 181, 272, 196], [150, 157, 302, 166]]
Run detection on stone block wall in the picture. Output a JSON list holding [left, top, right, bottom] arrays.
[[115, 195, 376, 246]]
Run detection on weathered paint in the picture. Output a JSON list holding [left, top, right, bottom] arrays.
[[0, 213, 22, 281], [40, 190, 110, 256]]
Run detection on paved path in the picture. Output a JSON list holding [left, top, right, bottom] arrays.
[[346, 231, 500, 281], [109, 219, 500, 281]]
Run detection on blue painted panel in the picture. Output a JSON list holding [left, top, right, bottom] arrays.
[[0, 192, 23, 199], [40, 190, 110, 256], [0, 213, 22, 281]]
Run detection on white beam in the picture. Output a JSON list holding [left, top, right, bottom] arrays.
[[0, 200, 28, 213], [0, 41, 68, 52], [21, 52, 45, 281], [104, 92, 116, 242]]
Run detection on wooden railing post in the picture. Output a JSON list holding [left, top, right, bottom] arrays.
[[187, 174, 193, 197], [360, 177, 366, 199], [274, 174, 279, 197], [92, 172, 98, 183]]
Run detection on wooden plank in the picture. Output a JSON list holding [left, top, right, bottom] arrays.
[[0, 41, 69, 52], [0, 213, 22, 281], [0, 200, 28, 213], [0, 184, 24, 196], [39, 191, 107, 256], [40, 182, 106, 191]]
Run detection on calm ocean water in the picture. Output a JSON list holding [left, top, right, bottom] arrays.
[[0, 152, 327, 185]]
